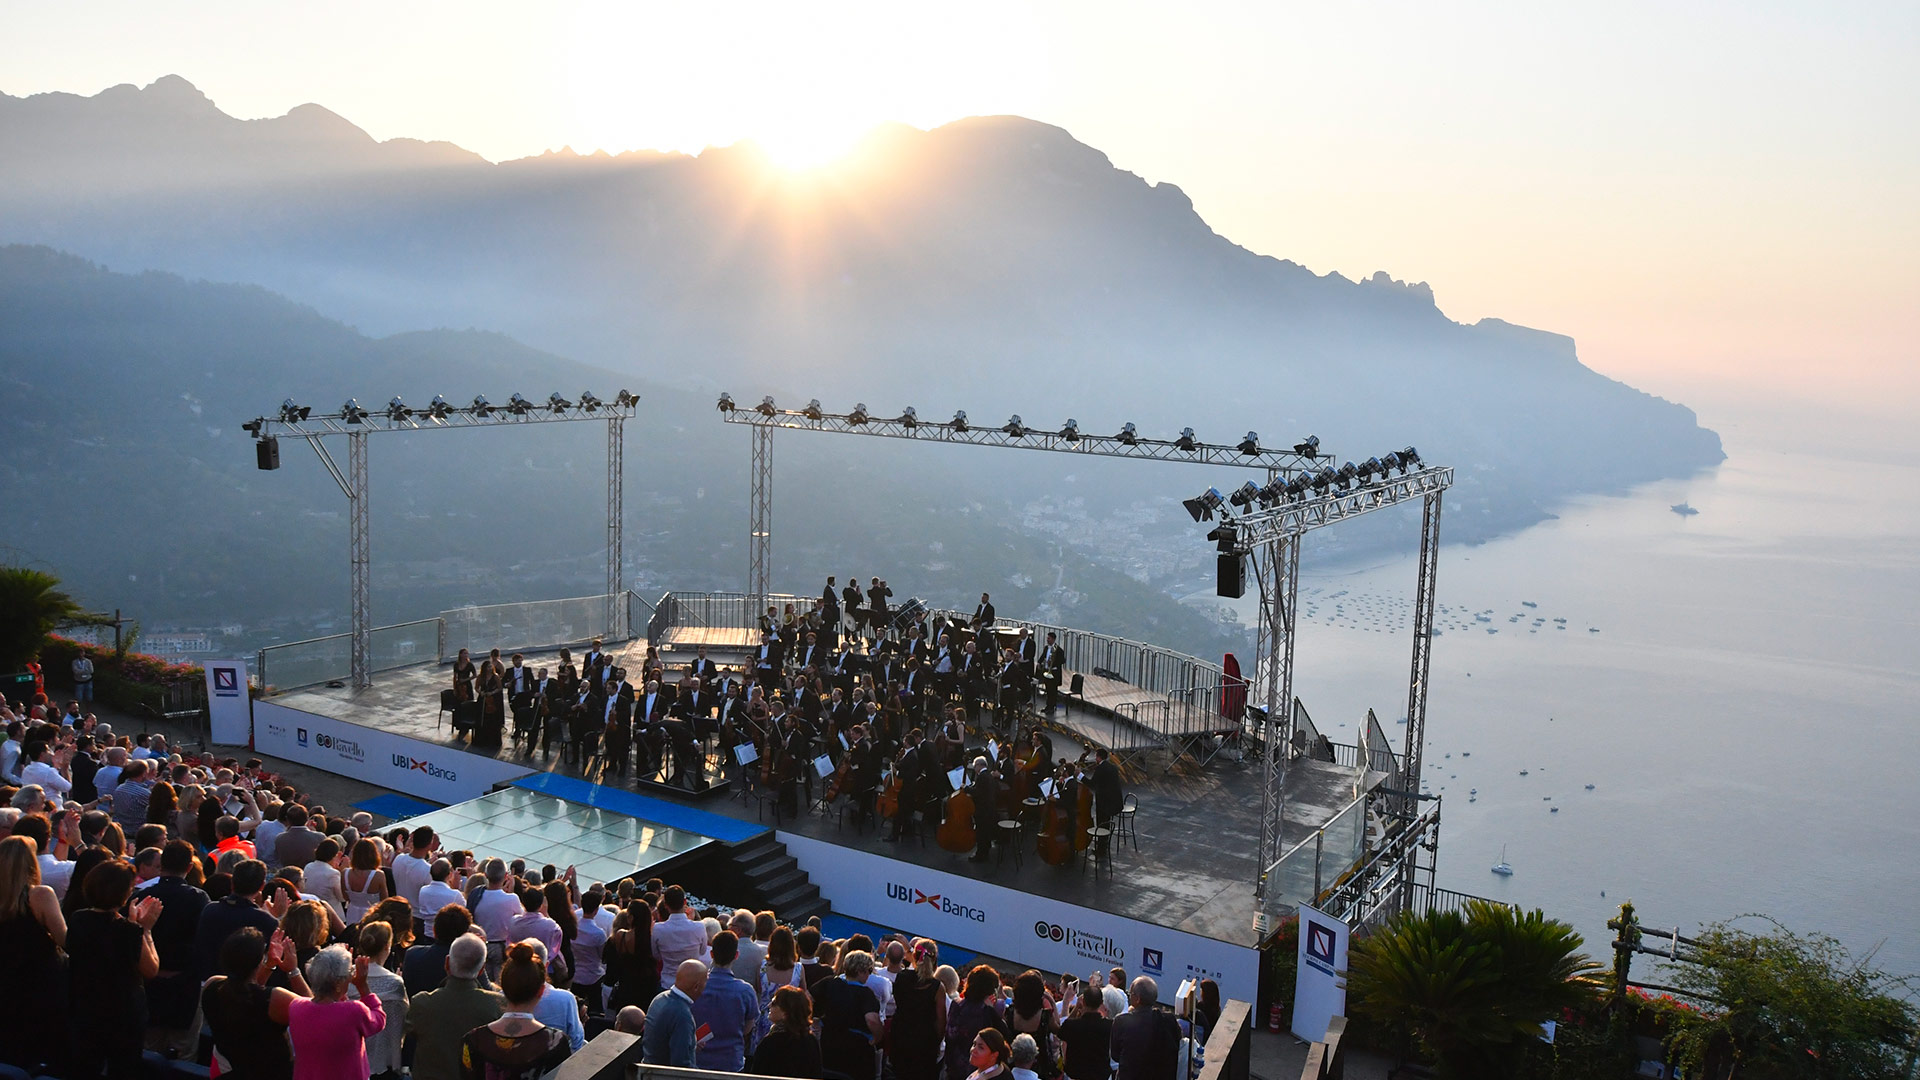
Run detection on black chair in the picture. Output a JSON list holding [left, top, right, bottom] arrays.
[[1114, 792, 1139, 852], [438, 688, 457, 731]]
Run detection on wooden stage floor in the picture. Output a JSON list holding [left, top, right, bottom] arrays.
[[270, 650, 1374, 947]]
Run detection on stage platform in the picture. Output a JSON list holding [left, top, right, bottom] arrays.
[[270, 652, 1385, 947]]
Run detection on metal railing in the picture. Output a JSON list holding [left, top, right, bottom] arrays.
[[1420, 885, 1515, 918], [644, 591, 812, 644], [257, 618, 441, 691], [440, 594, 615, 661], [1262, 789, 1372, 914]]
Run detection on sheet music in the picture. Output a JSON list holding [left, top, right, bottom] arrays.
[[1039, 778, 1056, 799], [734, 743, 758, 766], [813, 754, 834, 779], [947, 767, 966, 791]]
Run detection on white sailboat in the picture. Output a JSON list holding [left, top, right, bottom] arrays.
[[1491, 844, 1514, 876]]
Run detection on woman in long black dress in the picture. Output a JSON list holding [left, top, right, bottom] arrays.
[[603, 901, 659, 1011], [66, 858, 162, 1080], [0, 836, 67, 1074], [886, 939, 948, 1080], [451, 649, 477, 704], [202, 927, 309, 1080]]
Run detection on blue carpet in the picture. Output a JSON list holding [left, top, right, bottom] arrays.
[[510, 772, 769, 844], [354, 793, 442, 821], [818, 912, 980, 971]]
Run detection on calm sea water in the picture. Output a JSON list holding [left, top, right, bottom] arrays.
[[1209, 400, 1920, 976]]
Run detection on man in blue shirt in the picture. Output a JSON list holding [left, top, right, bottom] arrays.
[[692, 932, 760, 1070], [642, 959, 709, 1066]]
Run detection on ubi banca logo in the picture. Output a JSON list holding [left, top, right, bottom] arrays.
[[886, 881, 985, 922], [392, 754, 457, 781]]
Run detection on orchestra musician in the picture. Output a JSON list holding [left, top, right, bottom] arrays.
[[753, 630, 781, 691], [687, 644, 718, 685], [971, 592, 996, 652], [1037, 632, 1066, 715], [475, 660, 506, 749], [541, 666, 569, 759], [867, 577, 892, 640], [1089, 747, 1124, 855], [507, 653, 538, 746], [842, 574, 865, 638], [451, 648, 477, 704], [965, 755, 1001, 864], [603, 673, 634, 776], [884, 728, 928, 842]]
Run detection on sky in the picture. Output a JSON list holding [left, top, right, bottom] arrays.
[[4, 0, 1916, 415]]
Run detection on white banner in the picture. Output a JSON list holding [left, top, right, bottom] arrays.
[[253, 700, 534, 804], [776, 832, 1261, 1006], [203, 660, 253, 746], [1291, 903, 1350, 1042]]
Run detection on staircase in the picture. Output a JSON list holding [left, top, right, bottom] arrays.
[[729, 833, 827, 921]]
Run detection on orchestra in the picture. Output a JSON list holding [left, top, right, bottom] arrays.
[[441, 573, 1128, 864]]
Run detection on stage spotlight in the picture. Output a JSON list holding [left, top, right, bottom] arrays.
[[951, 410, 969, 432], [716, 392, 734, 412], [548, 392, 572, 414], [1060, 418, 1080, 441], [803, 399, 824, 420], [241, 419, 262, 435], [1175, 427, 1199, 452], [1207, 521, 1240, 552], [578, 391, 601, 413], [1228, 481, 1261, 509], [385, 397, 412, 421], [1358, 456, 1384, 482], [756, 395, 777, 416], [1334, 461, 1358, 490], [1256, 479, 1287, 508], [615, 389, 637, 408], [1116, 422, 1138, 445], [1293, 435, 1321, 457], [279, 400, 311, 423], [848, 403, 869, 425], [1310, 467, 1335, 494], [507, 393, 533, 416], [1285, 475, 1313, 500], [1183, 486, 1226, 522], [341, 398, 368, 424], [427, 395, 453, 420], [900, 406, 918, 429], [471, 394, 494, 417], [1003, 415, 1027, 438], [1238, 431, 1261, 455], [1399, 446, 1420, 471]]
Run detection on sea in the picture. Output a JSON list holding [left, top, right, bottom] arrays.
[[1204, 396, 1920, 978]]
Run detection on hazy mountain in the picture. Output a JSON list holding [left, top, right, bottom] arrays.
[[0, 246, 1246, 661], [0, 78, 1723, 544]]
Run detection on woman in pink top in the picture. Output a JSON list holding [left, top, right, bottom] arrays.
[[288, 943, 387, 1080]]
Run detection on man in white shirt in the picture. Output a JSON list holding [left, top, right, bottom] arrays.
[[650, 885, 711, 970], [415, 859, 466, 935], [470, 859, 522, 977], [15, 814, 73, 901], [390, 825, 436, 906], [1, 721, 27, 785], [20, 743, 73, 804]]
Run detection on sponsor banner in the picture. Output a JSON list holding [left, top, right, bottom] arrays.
[[203, 660, 253, 746], [1291, 903, 1350, 1042], [254, 700, 534, 804], [775, 831, 1260, 1005]]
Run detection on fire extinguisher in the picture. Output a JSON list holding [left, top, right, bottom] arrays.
[[1269, 1003, 1283, 1031]]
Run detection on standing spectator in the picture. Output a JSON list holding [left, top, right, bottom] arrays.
[[342, 839, 389, 923], [193, 859, 285, 983], [1108, 977, 1180, 1080], [604, 900, 660, 1011], [458, 941, 570, 1079], [65, 859, 162, 1080], [390, 826, 435, 907], [642, 959, 708, 1067], [505, 886, 561, 965], [965, 1028, 1011, 1080], [469, 858, 520, 979], [14, 813, 75, 902], [728, 910, 763, 982], [19, 742, 72, 806], [812, 949, 883, 1080], [403, 905, 471, 998], [1011, 1034, 1045, 1080], [887, 939, 947, 1080], [570, 890, 609, 1016], [288, 944, 386, 1080], [272, 804, 324, 870], [515, 939, 585, 1052], [303, 838, 347, 920], [406, 932, 502, 1080], [138, 839, 210, 1055], [0, 721, 23, 784], [1005, 971, 1061, 1079], [947, 965, 1009, 1080], [201, 927, 307, 1080], [251, 799, 287, 863], [749, 984, 823, 1078], [353, 921, 409, 1080], [71, 655, 95, 701], [0, 835, 67, 1073], [413, 858, 465, 932], [109, 760, 156, 829], [650, 884, 709, 971], [1058, 988, 1115, 1080], [692, 931, 758, 1071]]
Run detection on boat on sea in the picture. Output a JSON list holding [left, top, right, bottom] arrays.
[[1671, 502, 1699, 516], [1492, 845, 1514, 876]]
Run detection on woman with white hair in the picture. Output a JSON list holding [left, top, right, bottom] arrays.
[[287, 943, 386, 1080]]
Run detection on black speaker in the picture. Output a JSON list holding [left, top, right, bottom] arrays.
[[256, 436, 281, 471], [1217, 553, 1247, 598]]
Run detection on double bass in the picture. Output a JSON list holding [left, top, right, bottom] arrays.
[[937, 778, 976, 853], [1037, 762, 1075, 866], [874, 747, 905, 819]]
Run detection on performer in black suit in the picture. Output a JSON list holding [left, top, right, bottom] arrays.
[[1037, 632, 1066, 715], [1016, 628, 1037, 678], [687, 644, 719, 686], [753, 632, 781, 691], [795, 632, 828, 677], [506, 653, 538, 747], [884, 729, 926, 841], [971, 593, 996, 649], [603, 682, 633, 775], [866, 577, 892, 639], [966, 755, 1001, 863], [1090, 747, 1124, 855]]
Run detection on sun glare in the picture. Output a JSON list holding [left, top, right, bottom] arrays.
[[749, 116, 873, 171]]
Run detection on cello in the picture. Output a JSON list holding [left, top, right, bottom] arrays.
[[1037, 762, 1075, 866], [875, 747, 904, 820], [938, 778, 976, 853]]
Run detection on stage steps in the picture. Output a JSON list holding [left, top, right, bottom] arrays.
[[728, 833, 827, 921]]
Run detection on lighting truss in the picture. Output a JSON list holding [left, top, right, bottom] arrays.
[[717, 396, 1327, 472], [245, 391, 637, 690]]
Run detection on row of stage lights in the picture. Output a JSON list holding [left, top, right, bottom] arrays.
[[249, 390, 639, 432], [717, 393, 1324, 459], [1183, 447, 1423, 522]]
